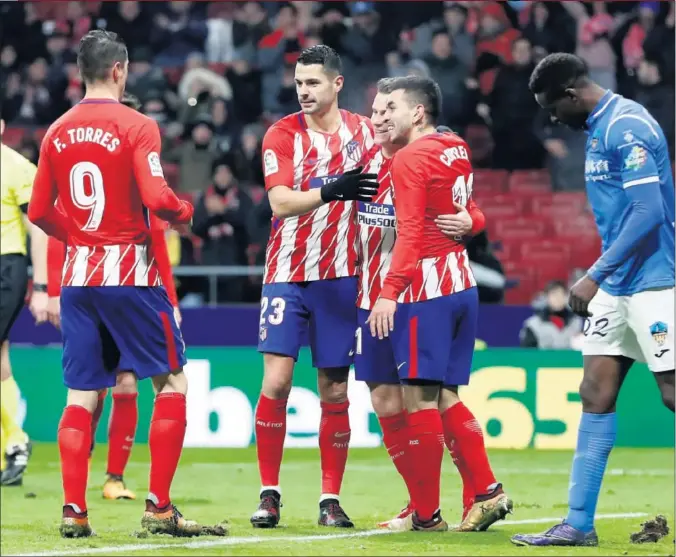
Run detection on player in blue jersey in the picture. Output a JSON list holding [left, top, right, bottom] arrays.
[[512, 53, 674, 548]]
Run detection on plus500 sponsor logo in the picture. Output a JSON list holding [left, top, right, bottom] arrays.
[[357, 202, 396, 229]]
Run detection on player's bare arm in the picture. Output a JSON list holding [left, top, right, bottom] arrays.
[[23, 213, 49, 324]]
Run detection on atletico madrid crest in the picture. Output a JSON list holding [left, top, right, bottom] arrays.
[[259, 326, 267, 342]]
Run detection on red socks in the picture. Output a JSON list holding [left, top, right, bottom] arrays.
[[378, 411, 417, 500], [107, 393, 138, 477], [407, 409, 444, 521], [319, 400, 351, 497], [148, 393, 186, 509], [58, 405, 92, 513], [255, 394, 287, 489], [442, 403, 498, 500]]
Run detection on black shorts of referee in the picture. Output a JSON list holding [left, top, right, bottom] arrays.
[[0, 253, 28, 342]]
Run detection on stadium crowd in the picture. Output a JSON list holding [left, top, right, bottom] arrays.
[[1, 0, 674, 304]]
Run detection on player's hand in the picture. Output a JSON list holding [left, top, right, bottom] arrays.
[[544, 139, 568, 159], [47, 296, 61, 330], [29, 291, 49, 325], [367, 298, 397, 339], [320, 167, 379, 203], [435, 202, 473, 237], [568, 275, 598, 318]]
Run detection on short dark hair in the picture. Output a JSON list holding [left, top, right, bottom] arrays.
[[545, 280, 567, 293], [376, 77, 395, 94], [387, 75, 442, 125], [77, 29, 128, 83], [120, 92, 141, 111], [297, 45, 342, 76], [528, 53, 589, 98]]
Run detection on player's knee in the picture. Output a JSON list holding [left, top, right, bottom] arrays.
[[113, 371, 138, 394], [262, 354, 294, 399], [578, 376, 615, 413], [438, 386, 461, 414], [152, 370, 188, 396], [317, 367, 349, 404], [368, 383, 403, 416], [66, 389, 100, 413], [0, 341, 11, 381]]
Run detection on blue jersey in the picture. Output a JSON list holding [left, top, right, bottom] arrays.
[[584, 90, 675, 296]]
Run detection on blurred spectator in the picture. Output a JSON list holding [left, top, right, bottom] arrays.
[[192, 157, 253, 302], [340, 2, 397, 113], [102, 1, 151, 55], [13, 58, 59, 125], [474, 2, 521, 95], [622, 1, 660, 74], [210, 96, 241, 153], [17, 137, 39, 165], [258, 2, 305, 114], [125, 47, 169, 106], [563, 1, 626, 91], [519, 280, 583, 349], [534, 108, 586, 192], [522, 2, 576, 61], [424, 29, 471, 132], [479, 37, 544, 170], [141, 91, 171, 127], [225, 58, 263, 124], [635, 58, 675, 158], [642, 1, 675, 84], [233, 123, 265, 186], [150, 1, 208, 68], [178, 52, 232, 102], [411, 2, 475, 69], [164, 114, 222, 193]]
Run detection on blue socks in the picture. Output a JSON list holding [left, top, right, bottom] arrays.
[[566, 412, 617, 532]]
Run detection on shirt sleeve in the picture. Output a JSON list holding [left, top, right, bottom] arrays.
[[27, 137, 70, 243], [262, 127, 295, 191], [588, 117, 665, 283], [149, 213, 179, 307], [132, 120, 193, 224], [380, 151, 427, 301], [467, 197, 486, 236], [47, 235, 65, 297], [12, 152, 37, 208]]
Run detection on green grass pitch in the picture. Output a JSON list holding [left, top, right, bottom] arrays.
[[1, 444, 673, 556]]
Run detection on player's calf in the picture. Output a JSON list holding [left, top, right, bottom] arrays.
[[655, 371, 675, 412]]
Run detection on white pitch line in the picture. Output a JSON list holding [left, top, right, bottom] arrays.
[[19, 512, 648, 557]]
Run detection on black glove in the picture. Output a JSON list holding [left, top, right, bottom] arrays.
[[436, 125, 454, 133], [320, 166, 379, 203]]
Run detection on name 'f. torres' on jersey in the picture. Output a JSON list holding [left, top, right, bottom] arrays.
[[262, 111, 375, 284]]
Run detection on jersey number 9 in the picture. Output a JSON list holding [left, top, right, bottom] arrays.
[[69, 161, 106, 231]]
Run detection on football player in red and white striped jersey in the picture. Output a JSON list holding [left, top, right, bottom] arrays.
[[354, 80, 489, 530], [252, 45, 378, 530], [367, 76, 513, 532], [28, 30, 203, 538]]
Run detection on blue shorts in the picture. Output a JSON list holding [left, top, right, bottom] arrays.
[[354, 308, 399, 384], [391, 288, 478, 386], [61, 286, 187, 391], [257, 277, 357, 369]]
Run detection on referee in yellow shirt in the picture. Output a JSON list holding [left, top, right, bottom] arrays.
[[0, 119, 49, 486]]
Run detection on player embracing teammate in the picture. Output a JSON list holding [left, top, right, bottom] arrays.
[[251, 45, 378, 528], [365, 76, 513, 531]]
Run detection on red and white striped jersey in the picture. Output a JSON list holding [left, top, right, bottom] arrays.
[[381, 132, 477, 303], [262, 110, 376, 284], [60, 243, 162, 288], [356, 150, 396, 310]]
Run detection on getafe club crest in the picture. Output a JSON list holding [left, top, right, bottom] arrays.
[[346, 140, 362, 164], [650, 321, 668, 346], [623, 130, 634, 144]]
